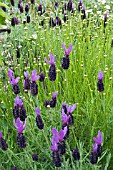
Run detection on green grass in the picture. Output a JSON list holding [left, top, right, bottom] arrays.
[[0, 0, 113, 169]]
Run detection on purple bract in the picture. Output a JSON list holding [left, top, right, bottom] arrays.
[[62, 43, 72, 55], [44, 52, 55, 65], [14, 118, 26, 133]]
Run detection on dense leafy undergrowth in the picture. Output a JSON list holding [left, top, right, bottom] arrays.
[[0, 0, 113, 169]]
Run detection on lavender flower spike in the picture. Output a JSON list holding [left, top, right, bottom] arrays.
[[44, 52, 55, 65], [93, 130, 102, 145], [51, 128, 59, 144], [8, 68, 14, 79], [52, 91, 58, 99], [31, 70, 40, 82], [35, 107, 44, 129], [14, 118, 26, 133], [62, 43, 72, 56], [98, 71, 104, 80]]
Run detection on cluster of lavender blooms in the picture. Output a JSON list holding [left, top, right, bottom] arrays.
[[78, 0, 86, 20], [10, 0, 46, 26], [90, 131, 103, 164], [8, 69, 45, 96], [50, 102, 78, 167]]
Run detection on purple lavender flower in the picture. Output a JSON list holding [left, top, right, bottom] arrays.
[[30, 70, 40, 96], [98, 72, 104, 81], [35, 108, 44, 130], [24, 71, 30, 93], [62, 109, 70, 139], [14, 118, 26, 148], [97, 71, 104, 92], [104, 12, 108, 28], [31, 0, 35, 4], [13, 96, 27, 121], [12, 167, 18, 170], [39, 72, 45, 82], [0, 131, 8, 151], [32, 154, 38, 161], [14, 118, 26, 134], [62, 102, 67, 114], [66, 103, 76, 125], [81, 5, 86, 20], [8, 69, 20, 94], [38, 2, 42, 15], [49, 15, 56, 27], [67, 0, 72, 11], [54, 1, 59, 7], [62, 109, 70, 125], [44, 52, 56, 81], [93, 130, 102, 157], [10, 0, 15, 6], [93, 131, 102, 145], [78, 0, 82, 12], [62, 43, 72, 69], [8, 68, 14, 79], [63, 12, 68, 22], [18, 0, 22, 8], [90, 144, 98, 164], [50, 91, 58, 108], [55, 16, 62, 26], [72, 149, 80, 160], [50, 137, 62, 167], [25, 3, 29, 13], [27, 15, 30, 23]]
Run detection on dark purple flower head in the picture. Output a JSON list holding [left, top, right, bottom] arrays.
[[104, 12, 108, 21], [35, 107, 40, 116], [9, 77, 20, 85], [62, 43, 72, 55], [92, 144, 98, 153], [55, 1, 59, 7], [14, 118, 26, 133], [0, 131, 2, 138], [66, 103, 76, 114], [14, 96, 23, 107], [62, 109, 70, 124], [98, 71, 104, 80], [8, 68, 14, 79], [93, 130, 102, 145], [52, 91, 58, 99], [44, 52, 55, 65], [31, 70, 40, 82]]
